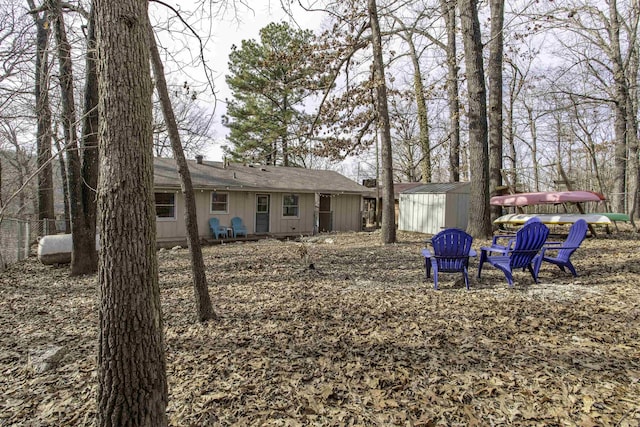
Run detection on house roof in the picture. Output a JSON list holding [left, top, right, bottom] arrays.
[[393, 182, 423, 197], [362, 182, 423, 199], [402, 182, 471, 194], [153, 157, 370, 194]]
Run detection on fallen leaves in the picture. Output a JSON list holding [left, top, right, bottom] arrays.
[[0, 230, 639, 425]]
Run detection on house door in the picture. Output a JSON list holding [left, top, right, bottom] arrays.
[[319, 193, 332, 232], [255, 194, 270, 234]]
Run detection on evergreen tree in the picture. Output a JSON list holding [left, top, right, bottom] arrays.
[[223, 22, 329, 166]]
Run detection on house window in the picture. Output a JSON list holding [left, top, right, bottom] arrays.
[[283, 194, 299, 217], [155, 192, 176, 220], [211, 192, 228, 213]]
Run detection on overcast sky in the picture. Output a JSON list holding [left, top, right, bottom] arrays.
[[151, 1, 326, 161]]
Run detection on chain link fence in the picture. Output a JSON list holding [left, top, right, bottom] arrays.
[[0, 218, 31, 271], [0, 218, 63, 271]]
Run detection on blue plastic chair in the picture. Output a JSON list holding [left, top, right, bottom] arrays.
[[534, 219, 588, 277], [478, 221, 550, 287], [230, 217, 248, 238], [488, 216, 541, 255], [422, 228, 477, 290], [208, 217, 227, 239]]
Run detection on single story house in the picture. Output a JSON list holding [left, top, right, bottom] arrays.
[[398, 182, 471, 235], [153, 157, 370, 244]]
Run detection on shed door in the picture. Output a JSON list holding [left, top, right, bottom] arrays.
[[318, 194, 332, 232], [255, 194, 270, 234]]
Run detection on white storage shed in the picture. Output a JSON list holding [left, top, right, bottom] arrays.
[[398, 182, 471, 235]]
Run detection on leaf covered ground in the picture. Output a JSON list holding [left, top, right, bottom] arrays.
[[1, 230, 639, 426]]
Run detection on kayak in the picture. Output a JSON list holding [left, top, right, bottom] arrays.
[[494, 213, 611, 226], [490, 191, 605, 207]]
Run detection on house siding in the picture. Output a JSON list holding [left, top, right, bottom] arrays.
[[153, 158, 370, 243], [155, 190, 363, 242], [155, 190, 182, 241], [269, 192, 315, 235], [331, 194, 363, 232]]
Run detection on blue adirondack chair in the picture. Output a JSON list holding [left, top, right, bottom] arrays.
[[477, 221, 550, 287], [422, 228, 477, 290], [209, 217, 227, 239], [488, 216, 542, 255], [230, 216, 248, 238], [534, 219, 588, 277]]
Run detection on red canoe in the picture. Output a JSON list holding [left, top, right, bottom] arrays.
[[490, 191, 605, 207]]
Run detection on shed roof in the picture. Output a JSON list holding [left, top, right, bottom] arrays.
[[154, 157, 370, 194], [402, 182, 471, 194]]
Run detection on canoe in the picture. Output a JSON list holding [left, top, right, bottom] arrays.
[[494, 213, 611, 226], [597, 212, 630, 222], [490, 191, 605, 207]]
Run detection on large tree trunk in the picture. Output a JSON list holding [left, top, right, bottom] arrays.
[[442, 0, 460, 182], [368, 0, 395, 244], [488, 0, 504, 222], [28, 1, 56, 235], [148, 25, 216, 322], [47, 0, 95, 275], [609, 0, 628, 214], [95, 0, 168, 425], [625, 4, 639, 227], [460, 0, 491, 238], [79, 3, 99, 270], [626, 77, 639, 226]]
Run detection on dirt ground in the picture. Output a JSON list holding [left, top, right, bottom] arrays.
[[1, 229, 639, 426]]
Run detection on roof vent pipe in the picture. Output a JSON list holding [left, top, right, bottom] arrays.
[[195, 155, 203, 164]]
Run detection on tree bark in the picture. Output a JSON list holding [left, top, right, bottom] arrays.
[[79, 3, 99, 271], [626, 73, 639, 226], [95, 0, 168, 425], [47, 0, 95, 275], [460, 0, 491, 238], [488, 0, 504, 222], [625, 3, 639, 227], [368, 0, 395, 244], [609, 0, 628, 214], [28, 0, 56, 235], [441, 0, 460, 182], [148, 25, 216, 322]]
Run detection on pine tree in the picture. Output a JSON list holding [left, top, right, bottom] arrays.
[[223, 22, 329, 166]]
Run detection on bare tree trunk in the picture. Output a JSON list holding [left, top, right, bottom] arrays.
[[505, 61, 524, 194], [80, 3, 98, 270], [148, 25, 216, 322], [626, 7, 639, 227], [400, 32, 431, 183], [524, 103, 540, 191], [53, 135, 71, 233], [442, 0, 460, 182], [282, 93, 289, 167], [95, 0, 168, 424], [28, 0, 56, 235], [47, 0, 95, 275], [460, 0, 491, 238], [488, 0, 504, 222], [368, 0, 395, 244], [609, 0, 628, 214], [627, 85, 639, 226]]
